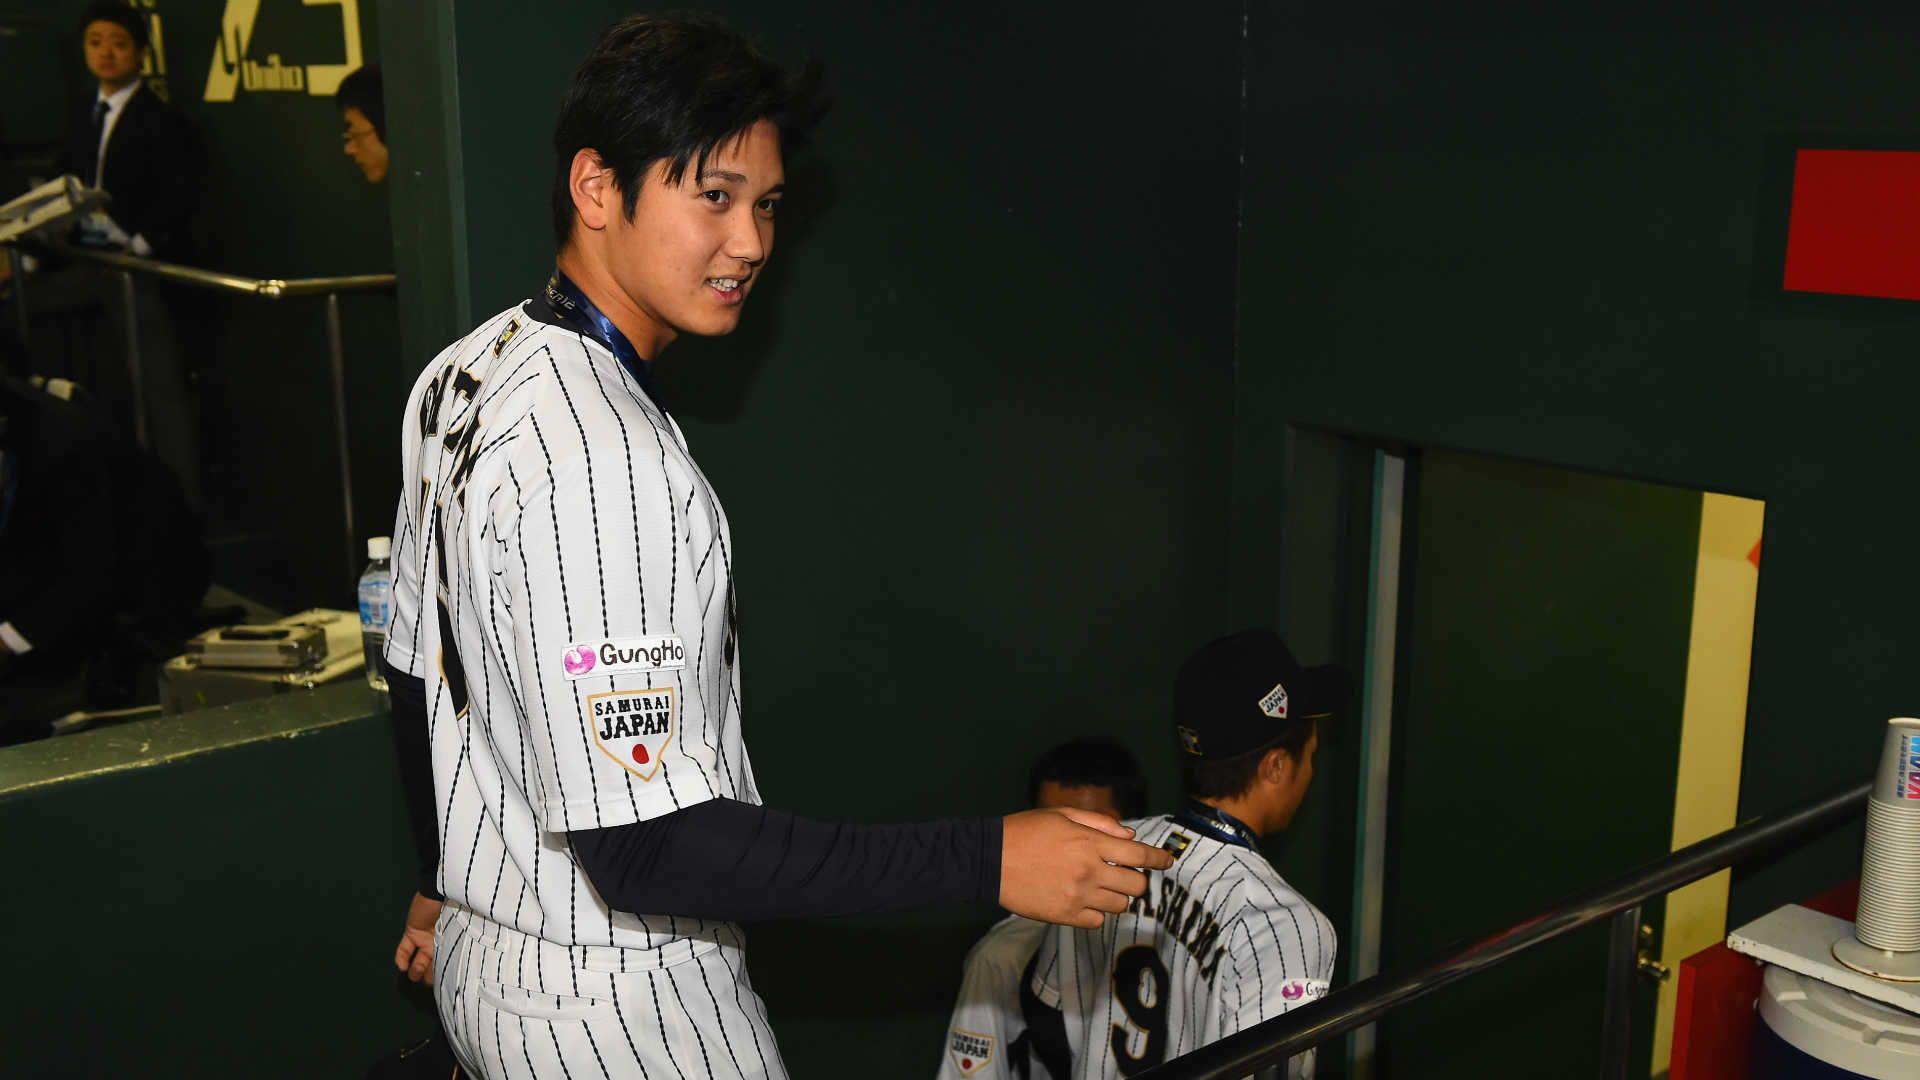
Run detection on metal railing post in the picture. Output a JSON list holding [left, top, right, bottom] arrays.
[[1599, 905, 1639, 1080], [117, 270, 148, 447], [324, 291, 357, 589]]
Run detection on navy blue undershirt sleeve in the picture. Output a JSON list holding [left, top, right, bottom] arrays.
[[570, 798, 1003, 922], [382, 660, 442, 902], [385, 654, 1001, 920]]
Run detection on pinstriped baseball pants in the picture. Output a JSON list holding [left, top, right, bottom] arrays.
[[434, 904, 789, 1079]]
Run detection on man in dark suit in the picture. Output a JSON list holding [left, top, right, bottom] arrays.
[[58, 1, 202, 260], [21, 2, 207, 500]]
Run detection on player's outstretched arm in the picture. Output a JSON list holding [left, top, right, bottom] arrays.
[[999, 808, 1174, 929], [568, 800, 1172, 925]]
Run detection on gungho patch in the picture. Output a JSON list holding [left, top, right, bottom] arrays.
[[1279, 977, 1330, 1004], [585, 687, 675, 781], [561, 635, 687, 680], [1258, 681, 1290, 719], [948, 1028, 993, 1076]]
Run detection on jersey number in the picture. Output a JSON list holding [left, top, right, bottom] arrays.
[[426, 365, 483, 717], [1110, 945, 1170, 1075]]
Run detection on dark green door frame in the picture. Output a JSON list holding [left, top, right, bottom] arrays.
[[373, 0, 469, 373]]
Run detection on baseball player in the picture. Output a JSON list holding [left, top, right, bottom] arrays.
[[1023, 630, 1344, 1080], [378, 16, 1173, 1079], [939, 737, 1150, 1080]]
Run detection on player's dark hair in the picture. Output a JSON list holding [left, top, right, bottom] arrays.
[[1181, 720, 1314, 801], [336, 65, 385, 140], [79, 1, 148, 52], [1027, 736, 1149, 818], [549, 13, 829, 250]]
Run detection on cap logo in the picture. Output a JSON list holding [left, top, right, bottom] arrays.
[[1258, 681, 1289, 719], [1177, 725, 1202, 756]]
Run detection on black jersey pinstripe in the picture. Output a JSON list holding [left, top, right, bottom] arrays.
[[385, 300, 759, 959], [1028, 816, 1336, 1080]]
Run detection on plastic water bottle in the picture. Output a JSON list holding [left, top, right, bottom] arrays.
[[358, 536, 393, 693]]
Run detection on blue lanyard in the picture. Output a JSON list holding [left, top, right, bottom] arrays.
[[1176, 800, 1260, 851], [542, 269, 660, 405]]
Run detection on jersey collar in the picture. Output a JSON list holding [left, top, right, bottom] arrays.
[[1175, 800, 1261, 851], [528, 268, 662, 409]]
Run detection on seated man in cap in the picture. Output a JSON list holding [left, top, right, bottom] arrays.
[[1020, 629, 1345, 1080]]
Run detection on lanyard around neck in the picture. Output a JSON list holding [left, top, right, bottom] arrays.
[[1176, 800, 1260, 850], [542, 269, 658, 404]]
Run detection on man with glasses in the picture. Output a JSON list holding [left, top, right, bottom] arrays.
[[336, 66, 388, 185]]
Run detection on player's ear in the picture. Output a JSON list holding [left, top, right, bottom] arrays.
[[569, 149, 616, 233], [1260, 746, 1293, 788]]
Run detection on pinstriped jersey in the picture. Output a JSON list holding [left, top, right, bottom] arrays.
[[1028, 816, 1336, 1080], [938, 915, 1051, 1079], [384, 299, 758, 956]]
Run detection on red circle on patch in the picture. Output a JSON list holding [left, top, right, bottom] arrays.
[[632, 745, 650, 764], [961, 1060, 972, 1070]]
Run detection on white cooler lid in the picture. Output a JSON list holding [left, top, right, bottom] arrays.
[[1759, 963, 1920, 1079]]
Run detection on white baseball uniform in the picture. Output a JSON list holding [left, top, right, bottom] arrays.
[[938, 915, 1052, 1079], [1027, 815, 1336, 1080], [386, 299, 783, 1079]]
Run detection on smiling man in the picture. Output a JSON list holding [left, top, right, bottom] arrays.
[[378, 16, 1173, 1078]]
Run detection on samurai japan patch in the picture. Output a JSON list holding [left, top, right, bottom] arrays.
[[1258, 680, 1289, 719], [948, 1029, 993, 1076], [585, 687, 675, 781]]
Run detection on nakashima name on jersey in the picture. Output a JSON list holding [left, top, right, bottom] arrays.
[[1029, 816, 1336, 1080]]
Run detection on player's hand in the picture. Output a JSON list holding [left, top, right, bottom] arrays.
[[998, 808, 1175, 929], [394, 891, 442, 984]]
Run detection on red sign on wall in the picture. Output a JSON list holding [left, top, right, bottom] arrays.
[[1782, 149, 1920, 302]]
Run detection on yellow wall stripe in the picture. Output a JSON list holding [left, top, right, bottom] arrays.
[[1649, 492, 1765, 1075]]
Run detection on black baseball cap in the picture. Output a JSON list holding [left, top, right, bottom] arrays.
[[1174, 629, 1347, 760]]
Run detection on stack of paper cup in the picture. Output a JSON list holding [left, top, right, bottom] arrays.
[[1834, 717, 1920, 981]]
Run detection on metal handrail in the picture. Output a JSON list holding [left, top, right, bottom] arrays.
[[1140, 777, 1871, 1080], [24, 242, 395, 298], [5, 241, 395, 590]]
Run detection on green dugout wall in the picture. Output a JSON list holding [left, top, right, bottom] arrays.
[[1233, 7, 1917, 1075], [3, 3, 1914, 1076], [1234, 6, 1910, 906]]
